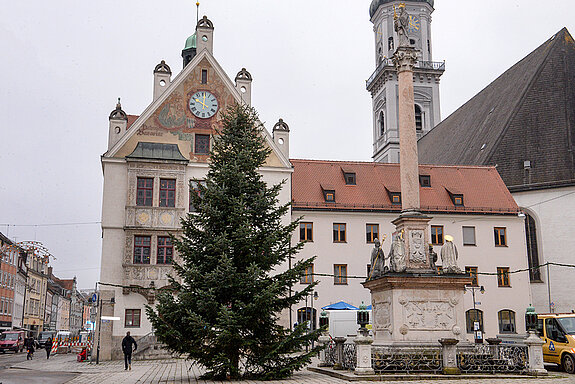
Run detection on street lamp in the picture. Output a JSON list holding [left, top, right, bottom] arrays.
[[319, 309, 329, 330], [525, 304, 538, 332], [357, 302, 370, 336], [464, 285, 485, 343]]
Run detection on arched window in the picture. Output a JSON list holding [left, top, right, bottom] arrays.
[[297, 307, 317, 330], [525, 213, 542, 282], [378, 111, 385, 136], [415, 105, 423, 132], [465, 309, 484, 334], [498, 310, 516, 334]]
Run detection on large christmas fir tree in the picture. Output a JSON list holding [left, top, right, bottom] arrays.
[[147, 104, 322, 380]]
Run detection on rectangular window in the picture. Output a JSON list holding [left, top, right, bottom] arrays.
[[419, 175, 431, 187], [462, 226, 476, 246], [366, 224, 379, 243], [431, 225, 444, 245], [134, 236, 151, 264], [344, 173, 356, 185], [465, 266, 478, 286], [157, 236, 173, 264], [136, 177, 153, 206], [333, 223, 346, 243], [334, 264, 347, 285], [125, 309, 141, 327], [323, 190, 335, 202], [494, 227, 507, 246], [453, 195, 464, 206], [299, 222, 313, 242], [497, 267, 510, 287], [189, 180, 206, 212], [159, 179, 176, 207], [201, 69, 208, 84], [391, 193, 401, 205], [300, 264, 313, 284], [195, 134, 210, 154]]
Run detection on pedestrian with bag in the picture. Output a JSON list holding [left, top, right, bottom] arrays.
[[45, 337, 53, 359], [25, 337, 35, 360], [121, 331, 137, 370]]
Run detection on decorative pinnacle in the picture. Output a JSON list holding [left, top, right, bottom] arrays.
[[116, 98, 122, 109]]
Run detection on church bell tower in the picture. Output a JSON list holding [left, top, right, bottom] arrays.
[[367, 0, 444, 163]]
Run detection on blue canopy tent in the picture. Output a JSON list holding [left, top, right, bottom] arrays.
[[321, 301, 359, 310]]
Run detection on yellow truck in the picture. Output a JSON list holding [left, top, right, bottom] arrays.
[[537, 313, 575, 373]]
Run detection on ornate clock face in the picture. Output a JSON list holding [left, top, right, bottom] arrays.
[[408, 15, 421, 33], [189, 91, 218, 119]]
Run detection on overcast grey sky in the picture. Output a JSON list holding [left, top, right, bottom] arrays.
[[1, 0, 574, 289]]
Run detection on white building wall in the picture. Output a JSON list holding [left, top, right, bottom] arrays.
[[12, 273, 26, 328], [291, 210, 530, 341], [101, 158, 293, 340], [512, 186, 575, 315]]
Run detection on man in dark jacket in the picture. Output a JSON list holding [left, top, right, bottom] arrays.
[[25, 337, 35, 360], [121, 331, 137, 370], [45, 337, 53, 359]]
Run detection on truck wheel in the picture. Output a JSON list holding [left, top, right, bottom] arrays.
[[563, 354, 575, 374]]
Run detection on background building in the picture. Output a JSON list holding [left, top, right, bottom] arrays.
[[368, 0, 444, 163], [419, 28, 575, 315], [0, 233, 17, 331], [290, 160, 530, 341]]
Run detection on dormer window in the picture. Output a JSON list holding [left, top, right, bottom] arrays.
[[452, 194, 464, 206], [446, 187, 464, 207], [385, 187, 401, 205], [344, 173, 356, 185], [341, 167, 356, 185], [419, 175, 431, 187], [324, 190, 336, 202]]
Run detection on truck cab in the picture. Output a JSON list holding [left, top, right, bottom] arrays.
[[538, 314, 575, 373]]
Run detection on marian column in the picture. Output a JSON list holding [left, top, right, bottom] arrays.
[[389, 3, 433, 273], [363, 4, 471, 347]]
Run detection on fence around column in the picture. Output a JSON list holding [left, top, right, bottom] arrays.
[[324, 341, 529, 374]]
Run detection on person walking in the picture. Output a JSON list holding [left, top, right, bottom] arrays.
[[45, 337, 53, 359], [25, 337, 35, 360], [121, 331, 137, 370]]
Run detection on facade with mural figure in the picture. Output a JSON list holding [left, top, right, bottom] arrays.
[[98, 16, 293, 360]]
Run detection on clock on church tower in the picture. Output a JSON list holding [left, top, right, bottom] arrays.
[[367, 0, 445, 163]]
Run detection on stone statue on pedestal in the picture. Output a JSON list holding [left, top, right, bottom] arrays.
[[369, 237, 386, 279], [389, 231, 407, 273], [394, 4, 411, 48], [441, 235, 461, 274]]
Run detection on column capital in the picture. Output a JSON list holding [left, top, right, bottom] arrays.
[[393, 47, 418, 74]]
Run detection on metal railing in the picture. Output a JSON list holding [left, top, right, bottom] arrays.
[[134, 331, 156, 355], [366, 59, 446, 89]]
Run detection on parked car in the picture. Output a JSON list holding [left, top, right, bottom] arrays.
[[537, 313, 575, 373], [38, 331, 57, 349], [0, 331, 26, 353]]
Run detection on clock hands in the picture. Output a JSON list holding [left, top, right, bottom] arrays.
[[194, 93, 210, 109]]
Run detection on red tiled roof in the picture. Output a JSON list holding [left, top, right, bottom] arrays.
[[290, 159, 518, 214], [55, 278, 74, 291], [127, 115, 139, 129]]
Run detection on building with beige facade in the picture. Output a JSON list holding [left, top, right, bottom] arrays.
[[97, 16, 292, 360], [23, 251, 48, 336]]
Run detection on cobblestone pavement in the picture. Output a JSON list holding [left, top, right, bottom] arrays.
[[8, 354, 575, 383]]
